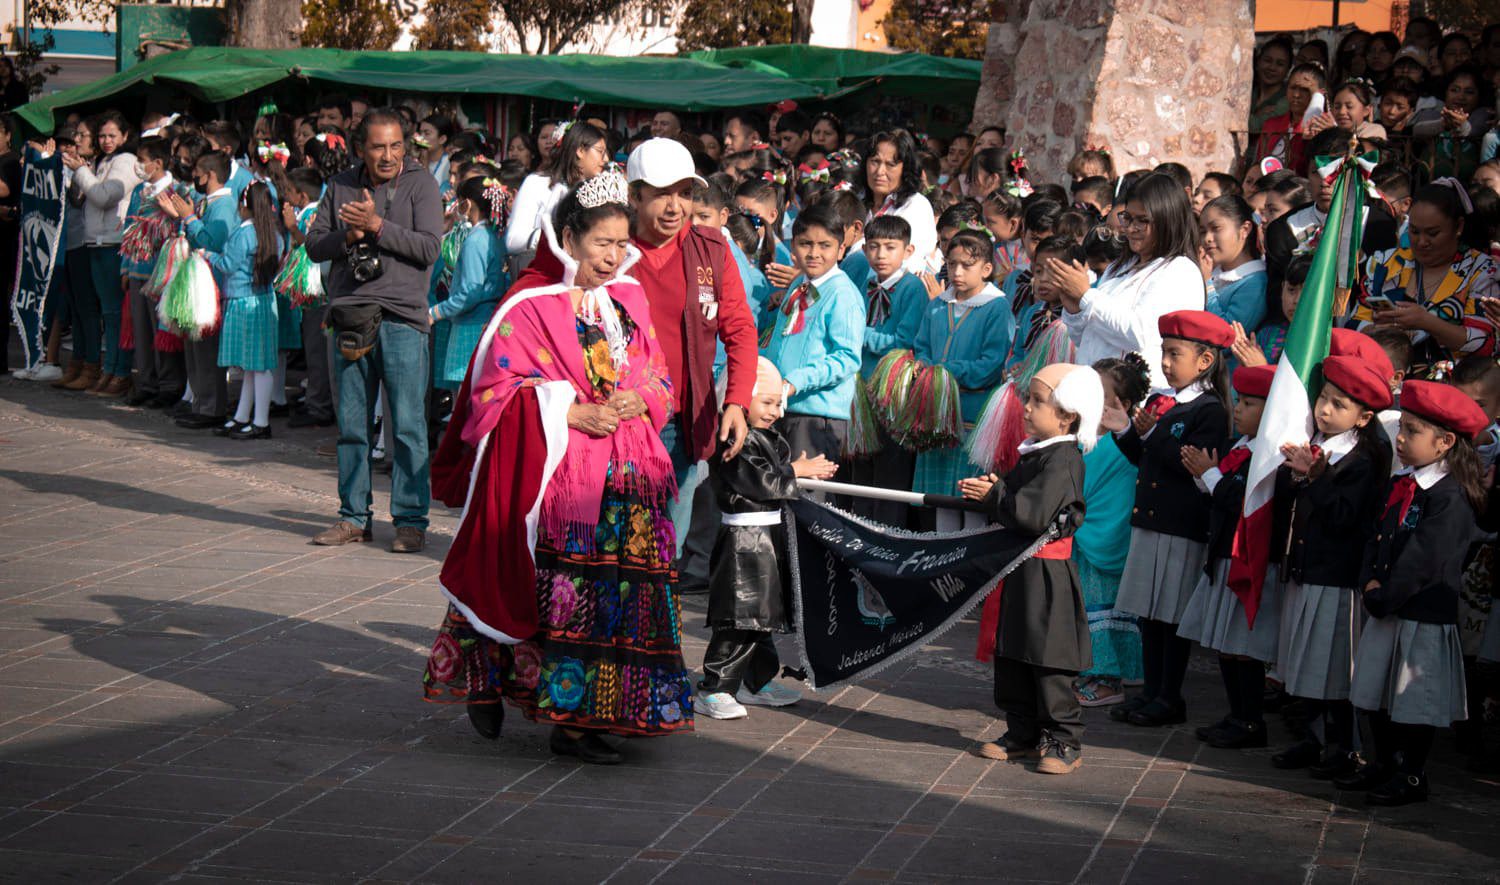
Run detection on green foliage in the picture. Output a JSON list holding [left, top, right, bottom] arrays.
[[412, 0, 495, 50], [675, 0, 791, 51], [882, 0, 993, 59], [493, 0, 639, 53], [300, 0, 401, 50]]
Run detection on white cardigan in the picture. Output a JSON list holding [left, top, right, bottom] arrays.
[[869, 191, 937, 275], [504, 173, 569, 254], [1062, 255, 1207, 388]]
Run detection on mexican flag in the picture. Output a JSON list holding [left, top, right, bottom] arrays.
[[1226, 151, 1373, 626]]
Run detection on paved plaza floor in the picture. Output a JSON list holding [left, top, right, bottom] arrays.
[[1, 377, 1498, 884]]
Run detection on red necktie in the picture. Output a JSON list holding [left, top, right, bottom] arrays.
[[1218, 446, 1253, 476], [1384, 475, 1418, 524], [1145, 394, 1177, 419], [781, 282, 814, 335]]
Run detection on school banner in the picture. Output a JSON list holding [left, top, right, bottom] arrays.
[[10, 149, 66, 369], [789, 497, 1053, 689]]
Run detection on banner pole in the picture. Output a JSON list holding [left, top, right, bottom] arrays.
[[796, 479, 988, 513]]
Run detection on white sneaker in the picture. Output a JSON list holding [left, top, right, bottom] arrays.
[[693, 691, 748, 720], [11, 365, 35, 380], [31, 363, 64, 381], [736, 681, 802, 708]]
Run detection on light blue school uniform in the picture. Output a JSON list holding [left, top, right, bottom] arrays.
[[431, 223, 508, 388], [861, 268, 927, 378], [911, 284, 1014, 497], [185, 188, 240, 253], [227, 160, 254, 199], [842, 241, 872, 292], [212, 220, 284, 372], [760, 266, 864, 421], [774, 238, 792, 267], [1206, 259, 1268, 333]]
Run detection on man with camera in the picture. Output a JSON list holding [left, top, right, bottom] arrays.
[[305, 109, 444, 553]]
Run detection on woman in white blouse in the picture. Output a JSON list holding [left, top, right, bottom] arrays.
[[864, 131, 937, 274], [1046, 173, 1206, 388], [504, 122, 610, 260]]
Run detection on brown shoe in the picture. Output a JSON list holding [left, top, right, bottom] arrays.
[[1036, 742, 1083, 775], [52, 358, 84, 388], [974, 737, 1041, 762], [96, 376, 131, 397], [312, 521, 372, 546], [391, 527, 425, 554], [61, 363, 101, 391], [85, 372, 114, 395]]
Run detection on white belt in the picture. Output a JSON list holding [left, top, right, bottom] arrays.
[[722, 511, 781, 527]]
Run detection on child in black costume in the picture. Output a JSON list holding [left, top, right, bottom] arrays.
[[694, 357, 838, 721], [960, 362, 1103, 775]]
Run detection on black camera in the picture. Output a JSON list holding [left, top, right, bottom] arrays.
[[347, 241, 384, 283]]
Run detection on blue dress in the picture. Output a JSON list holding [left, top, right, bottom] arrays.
[[431, 223, 508, 389], [213, 221, 284, 372], [910, 286, 1014, 497], [1075, 435, 1144, 681]]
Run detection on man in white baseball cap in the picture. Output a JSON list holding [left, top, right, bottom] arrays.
[[624, 137, 757, 547]]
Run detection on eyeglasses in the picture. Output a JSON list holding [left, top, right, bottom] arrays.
[[1116, 211, 1152, 230]]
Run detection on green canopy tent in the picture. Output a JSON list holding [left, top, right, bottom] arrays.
[[682, 45, 982, 102], [14, 47, 830, 134]]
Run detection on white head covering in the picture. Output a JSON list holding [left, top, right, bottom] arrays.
[[1036, 363, 1106, 452]]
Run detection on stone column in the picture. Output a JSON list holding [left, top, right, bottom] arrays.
[[983, 0, 1254, 184], [971, 0, 1031, 131]]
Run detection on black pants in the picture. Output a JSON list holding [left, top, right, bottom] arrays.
[[846, 424, 915, 529], [993, 656, 1084, 749], [300, 304, 334, 419], [779, 413, 847, 505], [700, 628, 780, 695], [128, 279, 185, 397], [183, 333, 227, 417], [677, 478, 718, 591]]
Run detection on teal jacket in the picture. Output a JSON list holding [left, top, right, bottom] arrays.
[[184, 189, 239, 253], [761, 266, 865, 420], [209, 220, 283, 300], [861, 269, 928, 377], [430, 223, 507, 324], [913, 285, 1014, 423]]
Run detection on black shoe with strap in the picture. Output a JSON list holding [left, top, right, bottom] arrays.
[[1206, 718, 1269, 749], [1196, 716, 1234, 742], [1334, 762, 1391, 791], [1308, 748, 1360, 781], [1365, 772, 1428, 806]]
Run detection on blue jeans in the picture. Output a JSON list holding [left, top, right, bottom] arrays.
[[89, 246, 130, 376], [660, 420, 704, 558], [334, 319, 431, 529]]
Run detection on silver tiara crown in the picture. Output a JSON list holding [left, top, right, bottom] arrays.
[[576, 170, 629, 209]]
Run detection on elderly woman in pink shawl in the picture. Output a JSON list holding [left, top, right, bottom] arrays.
[[422, 170, 690, 765]]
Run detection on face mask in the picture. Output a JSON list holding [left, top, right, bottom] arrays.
[[134, 163, 148, 179]]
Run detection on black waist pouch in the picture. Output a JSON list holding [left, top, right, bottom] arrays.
[[327, 302, 383, 362]]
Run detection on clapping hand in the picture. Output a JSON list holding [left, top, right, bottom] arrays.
[[1280, 442, 1323, 476], [1230, 321, 1266, 367], [338, 189, 382, 235], [958, 473, 998, 501], [157, 191, 194, 219], [792, 451, 838, 479], [1181, 446, 1217, 477], [765, 262, 798, 290], [1132, 407, 1158, 436]]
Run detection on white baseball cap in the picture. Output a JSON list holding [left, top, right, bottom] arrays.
[[626, 137, 707, 189]]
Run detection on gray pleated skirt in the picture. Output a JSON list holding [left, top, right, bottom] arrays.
[[1177, 560, 1283, 663], [1116, 529, 1207, 625], [1350, 617, 1468, 727], [1480, 607, 1500, 665], [1277, 581, 1360, 700]]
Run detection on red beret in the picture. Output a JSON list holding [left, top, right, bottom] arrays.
[[1233, 365, 1275, 398], [1400, 380, 1490, 439], [1328, 329, 1395, 382], [1158, 310, 1235, 349], [1321, 355, 1394, 410]]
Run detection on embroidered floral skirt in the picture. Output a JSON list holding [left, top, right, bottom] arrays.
[[422, 466, 694, 737]]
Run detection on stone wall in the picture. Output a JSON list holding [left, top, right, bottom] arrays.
[[981, 0, 1254, 184], [970, 0, 1031, 130]]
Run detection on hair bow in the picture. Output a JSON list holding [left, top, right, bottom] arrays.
[[796, 160, 831, 183], [749, 141, 772, 152], [1008, 149, 1028, 176], [832, 180, 855, 193], [958, 220, 993, 240], [762, 168, 788, 186], [480, 177, 514, 224], [412, 135, 432, 150], [315, 132, 346, 151], [1431, 177, 1474, 215], [1430, 360, 1455, 381], [1084, 143, 1110, 156], [255, 140, 291, 166], [550, 120, 573, 149], [257, 99, 279, 118], [735, 211, 765, 230]]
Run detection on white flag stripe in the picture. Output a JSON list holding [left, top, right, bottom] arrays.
[[1242, 355, 1314, 514]]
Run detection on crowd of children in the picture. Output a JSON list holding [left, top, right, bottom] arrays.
[[7, 22, 1500, 798]]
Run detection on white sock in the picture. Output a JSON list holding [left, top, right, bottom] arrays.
[[253, 370, 273, 427], [233, 375, 254, 424], [183, 380, 194, 403]]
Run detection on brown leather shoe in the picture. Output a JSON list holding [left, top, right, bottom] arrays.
[[52, 358, 84, 388], [85, 372, 114, 395], [391, 527, 425, 554], [62, 364, 102, 391], [312, 521, 372, 546], [96, 376, 131, 397]]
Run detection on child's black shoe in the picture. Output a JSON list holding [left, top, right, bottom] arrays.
[[1207, 718, 1268, 749], [1365, 772, 1428, 806], [1108, 695, 1150, 722], [1036, 737, 1082, 775]]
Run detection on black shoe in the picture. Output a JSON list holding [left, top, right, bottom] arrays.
[[1127, 699, 1187, 727], [170, 400, 194, 418], [1308, 748, 1360, 780], [125, 389, 155, 407], [212, 419, 244, 437], [288, 409, 335, 428], [1271, 738, 1323, 770], [269, 401, 290, 418], [1334, 762, 1391, 791], [147, 392, 181, 409], [1206, 718, 1269, 749], [1366, 772, 1428, 806], [549, 726, 623, 765], [466, 702, 504, 740], [1196, 717, 1234, 742], [175, 413, 225, 429], [230, 423, 273, 440], [1109, 694, 1151, 722]]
